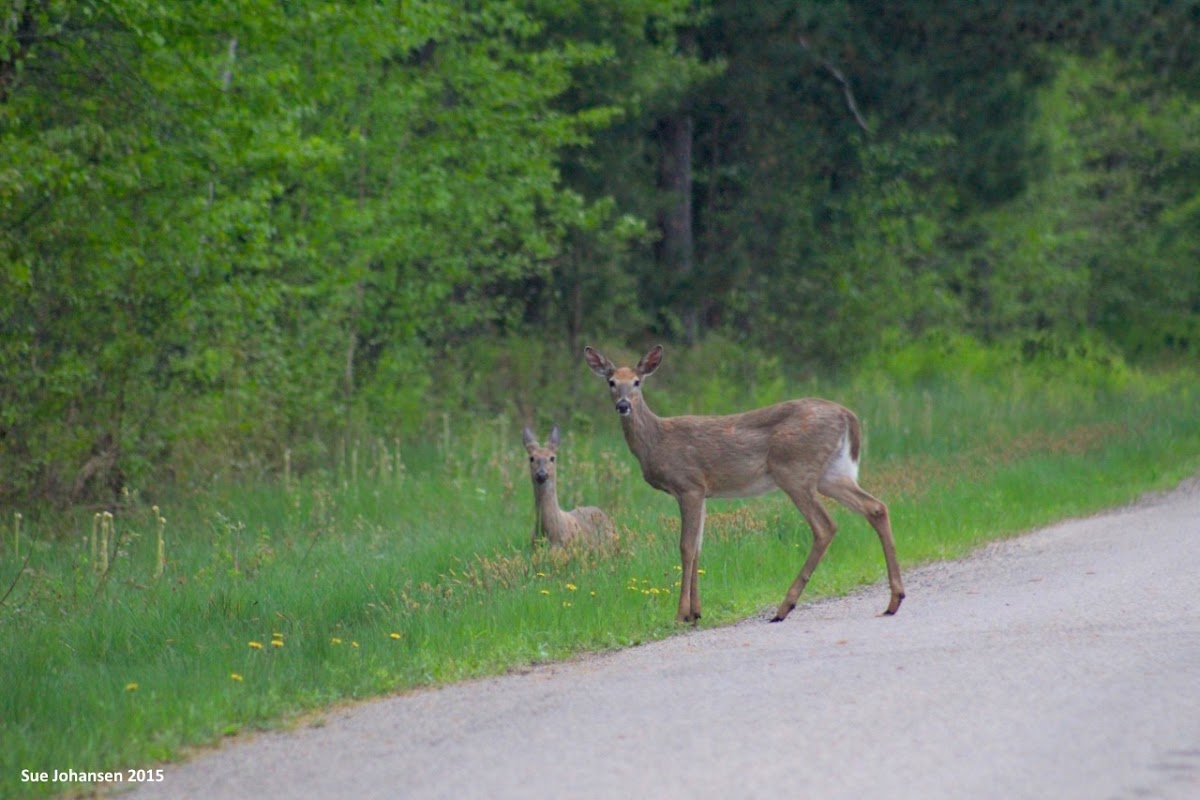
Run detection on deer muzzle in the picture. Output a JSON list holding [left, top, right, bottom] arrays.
[[535, 469, 549, 484], [616, 398, 632, 416]]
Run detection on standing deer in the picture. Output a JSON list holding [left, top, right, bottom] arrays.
[[523, 425, 616, 549], [585, 345, 904, 623]]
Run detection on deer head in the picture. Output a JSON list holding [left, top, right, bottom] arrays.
[[523, 425, 561, 486], [584, 345, 662, 417]]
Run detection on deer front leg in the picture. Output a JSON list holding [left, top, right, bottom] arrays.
[[676, 493, 706, 624]]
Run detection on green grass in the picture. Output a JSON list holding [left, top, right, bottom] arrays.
[[2, 363, 1198, 799]]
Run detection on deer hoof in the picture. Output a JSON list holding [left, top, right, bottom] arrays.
[[883, 592, 905, 616]]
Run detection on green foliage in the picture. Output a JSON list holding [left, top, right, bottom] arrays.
[[853, 330, 1137, 396], [686, 1, 1200, 368], [853, 332, 1014, 390], [955, 50, 1200, 353]]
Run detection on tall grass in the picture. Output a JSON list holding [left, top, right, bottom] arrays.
[[2, 356, 1198, 799]]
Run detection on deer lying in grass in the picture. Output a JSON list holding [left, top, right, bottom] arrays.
[[585, 344, 905, 624], [523, 425, 615, 549]]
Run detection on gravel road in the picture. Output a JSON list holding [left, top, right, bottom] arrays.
[[128, 478, 1200, 800]]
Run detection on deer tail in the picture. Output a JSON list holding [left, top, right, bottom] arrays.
[[845, 408, 862, 465]]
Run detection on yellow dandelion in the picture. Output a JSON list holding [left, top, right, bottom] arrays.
[[330, 637, 343, 645], [562, 601, 572, 608], [535, 571, 547, 578], [539, 589, 551, 596], [248, 641, 264, 650], [697, 569, 706, 575], [590, 591, 597, 597], [272, 632, 284, 640], [565, 583, 578, 592], [271, 639, 284, 648], [350, 641, 360, 648], [389, 632, 402, 640], [230, 673, 244, 682], [125, 682, 139, 692]]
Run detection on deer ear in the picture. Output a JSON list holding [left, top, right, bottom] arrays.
[[522, 426, 538, 453], [548, 425, 561, 450], [584, 346, 614, 379], [637, 344, 663, 377]]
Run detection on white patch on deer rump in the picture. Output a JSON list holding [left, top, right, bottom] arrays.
[[823, 431, 860, 484]]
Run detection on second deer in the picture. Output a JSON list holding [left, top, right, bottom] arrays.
[[585, 344, 905, 624], [524, 425, 615, 549]]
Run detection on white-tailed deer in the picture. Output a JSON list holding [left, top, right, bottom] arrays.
[[585, 345, 904, 623], [523, 425, 616, 549]]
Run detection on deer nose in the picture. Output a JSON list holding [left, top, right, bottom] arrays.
[[535, 469, 549, 484], [616, 398, 631, 415]]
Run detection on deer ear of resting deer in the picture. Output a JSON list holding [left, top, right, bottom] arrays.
[[523, 424, 616, 549], [584, 344, 905, 624]]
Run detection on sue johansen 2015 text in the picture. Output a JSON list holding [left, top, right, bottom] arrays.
[[21, 768, 164, 783]]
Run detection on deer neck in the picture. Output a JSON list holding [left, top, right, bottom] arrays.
[[533, 480, 571, 543], [620, 396, 664, 463]]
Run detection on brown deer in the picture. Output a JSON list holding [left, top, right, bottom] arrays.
[[523, 425, 616, 549], [584, 345, 904, 623]]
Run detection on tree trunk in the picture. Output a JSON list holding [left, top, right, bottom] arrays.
[[656, 112, 697, 343]]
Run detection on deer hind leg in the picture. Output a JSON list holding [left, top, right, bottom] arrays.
[[676, 493, 706, 624], [772, 488, 837, 622], [819, 475, 906, 616]]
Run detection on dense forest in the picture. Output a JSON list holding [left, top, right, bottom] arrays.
[[2, 1, 1198, 507]]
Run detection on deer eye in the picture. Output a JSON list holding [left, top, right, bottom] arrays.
[[529, 456, 534, 463], [634, 379, 640, 387], [550, 456, 555, 462], [608, 379, 615, 388]]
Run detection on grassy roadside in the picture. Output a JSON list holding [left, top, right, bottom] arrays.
[[2, 364, 1198, 799]]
